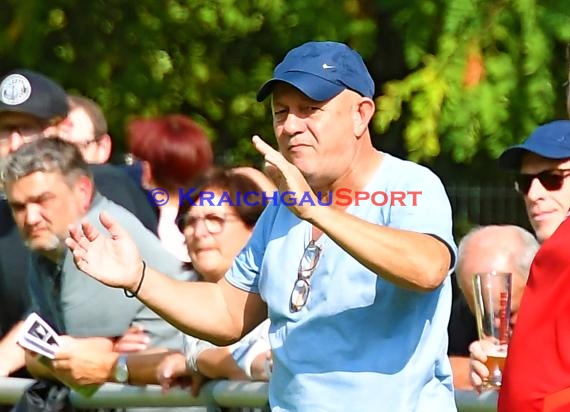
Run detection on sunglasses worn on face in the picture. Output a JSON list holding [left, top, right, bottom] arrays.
[[514, 168, 570, 195]]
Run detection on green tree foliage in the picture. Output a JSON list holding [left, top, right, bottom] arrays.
[[375, 0, 570, 163], [0, 0, 376, 165], [0, 0, 568, 168]]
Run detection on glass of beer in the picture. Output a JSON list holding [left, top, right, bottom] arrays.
[[472, 271, 512, 390]]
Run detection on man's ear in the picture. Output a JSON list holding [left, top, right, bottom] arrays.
[[74, 175, 94, 212], [352, 97, 375, 138], [95, 134, 112, 164], [140, 161, 155, 190]]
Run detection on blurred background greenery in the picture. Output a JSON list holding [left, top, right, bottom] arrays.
[[1, 0, 569, 237]]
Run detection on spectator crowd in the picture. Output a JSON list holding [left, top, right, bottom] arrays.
[[0, 40, 569, 412]]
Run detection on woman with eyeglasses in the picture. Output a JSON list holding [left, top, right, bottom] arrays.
[[50, 167, 274, 394], [177, 168, 267, 281], [149, 167, 274, 396]]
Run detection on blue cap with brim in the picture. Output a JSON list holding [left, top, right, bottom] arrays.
[[256, 41, 375, 102], [498, 120, 570, 170]]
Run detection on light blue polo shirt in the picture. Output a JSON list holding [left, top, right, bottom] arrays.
[[226, 153, 457, 412]]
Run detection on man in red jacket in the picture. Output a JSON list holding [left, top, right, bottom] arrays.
[[475, 120, 570, 411], [499, 215, 570, 412]]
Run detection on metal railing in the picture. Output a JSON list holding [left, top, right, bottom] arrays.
[[0, 377, 497, 411]]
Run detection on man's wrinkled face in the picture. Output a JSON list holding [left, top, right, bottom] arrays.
[[519, 153, 570, 242], [270, 84, 362, 189], [6, 171, 92, 258]]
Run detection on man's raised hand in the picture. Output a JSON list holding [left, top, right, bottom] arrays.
[[252, 134, 320, 220], [66, 211, 143, 291]]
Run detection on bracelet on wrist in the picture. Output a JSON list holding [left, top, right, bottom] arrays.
[[124, 260, 146, 298]]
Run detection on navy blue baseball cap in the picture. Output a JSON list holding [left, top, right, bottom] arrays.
[[498, 120, 570, 169], [0, 69, 69, 122], [256, 41, 375, 102]]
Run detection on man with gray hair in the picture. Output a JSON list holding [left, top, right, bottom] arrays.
[[448, 225, 539, 390], [0, 69, 158, 379], [1, 137, 190, 386]]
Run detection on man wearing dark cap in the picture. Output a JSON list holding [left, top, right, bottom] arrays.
[[0, 69, 158, 378], [0, 69, 68, 159], [467, 120, 570, 411], [0, 69, 71, 378], [64, 41, 457, 411]]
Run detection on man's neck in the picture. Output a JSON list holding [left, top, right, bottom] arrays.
[[41, 246, 65, 263], [312, 148, 384, 209]]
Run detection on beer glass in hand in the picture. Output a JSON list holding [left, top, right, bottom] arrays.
[[472, 272, 512, 390]]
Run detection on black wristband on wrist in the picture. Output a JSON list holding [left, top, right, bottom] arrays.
[[124, 260, 146, 298]]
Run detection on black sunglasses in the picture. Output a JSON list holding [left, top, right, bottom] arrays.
[[514, 168, 570, 194]]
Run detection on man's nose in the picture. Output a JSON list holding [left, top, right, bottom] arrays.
[[282, 112, 305, 135], [24, 204, 43, 225]]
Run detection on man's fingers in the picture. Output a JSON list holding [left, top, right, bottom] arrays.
[[160, 381, 171, 395], [66, 235, 91, 264], [65, 237, 80, 253], [469, 370, 483, 394], [114, 330, 150, 352], [78, 219, 99, 242], [67, 224, 84, 244], [126, 324, 145, 333], [67, 241, 86, 264], [157, 364, 173, 392], [190, 376, 203, 398], [98, 211, 126, 240], [51, 359, 70, 371], [468, 340, 487, 359], [53, 339, 74, 359], [252, 135, 277, 157], [114, 326, 150, 352], [469, 359, 489, 394], [252, 135, 290, 174], [468, 341, 490, 394], [470, 367, 484, 384], [161, 366, 173, 379], [471, 360, 489, 379], [114, 342, 149, 353]]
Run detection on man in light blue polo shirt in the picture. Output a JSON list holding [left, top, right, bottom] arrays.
[[66, 40, 457, 411]]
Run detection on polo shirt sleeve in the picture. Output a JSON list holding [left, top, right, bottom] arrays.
[[387, 164, 457, 269], [225, 204, 281, 293]]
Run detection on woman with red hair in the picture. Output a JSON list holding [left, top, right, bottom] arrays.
[[127, 114, 213, 262]]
